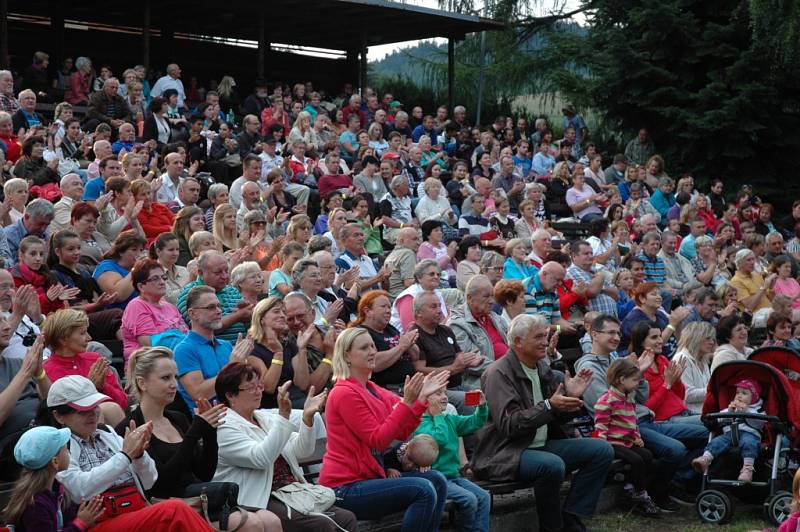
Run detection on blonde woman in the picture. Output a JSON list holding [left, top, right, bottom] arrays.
[[285, 213, 312, 247], [119, 347, 275, 531], [188, 231, 218, 258], [3, 177, 28, 224], [122, 152, 146, 181], [320, 327, 449, 527], [323, 207, 348, 257], [672, 321, 717, 414], [288, 110, 315, 147], [367, 122, 389, 156], [212, 203, 238, 252], [247, 297, 306, 408]]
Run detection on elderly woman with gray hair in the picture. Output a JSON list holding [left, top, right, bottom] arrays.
[[230, 261, 265, 306], [390, 259, 450, 333], [690, 234, 730, 288], [203, 183, 229, 230], [730, 247, 776, 327]]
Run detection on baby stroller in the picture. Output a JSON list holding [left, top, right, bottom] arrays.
[[696, 360, 800, 525], [749, 345, 800, 391]]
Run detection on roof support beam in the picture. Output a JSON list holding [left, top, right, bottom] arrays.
[[257, 4, 270, 79], [142, 0, 151, 70], [359, 32, 367, 97], [447, 37, 455, 114], [0, 0, 6, 69]]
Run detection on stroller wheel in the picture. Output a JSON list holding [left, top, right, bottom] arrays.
[[696, 489, 734, 524], [764, 491, 793, 525]]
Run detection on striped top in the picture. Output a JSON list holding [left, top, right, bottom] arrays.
[[593, 386, 641, 447], [522, 273, 561, 324], [638, 252, 666, 284]]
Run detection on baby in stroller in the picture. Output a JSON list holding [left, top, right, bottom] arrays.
[[693, 379, 765, 483]]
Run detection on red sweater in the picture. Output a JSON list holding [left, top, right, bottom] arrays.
[[644, 355, 687, 421], [319, 377, 427, 489], [138, 203, 175, 244], [43, 351, 128, 409]]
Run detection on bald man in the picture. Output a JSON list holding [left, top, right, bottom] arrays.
[[523, 261, 576, 334], [384, 227, 422, 298], [86, 140, 113, 180]]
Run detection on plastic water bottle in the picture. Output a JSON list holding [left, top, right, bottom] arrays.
[[226, 108, 235, 127]]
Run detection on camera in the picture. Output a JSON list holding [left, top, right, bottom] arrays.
[[21, 329, 36, 347]]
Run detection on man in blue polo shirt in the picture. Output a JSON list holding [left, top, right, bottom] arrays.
[[174, 285, 251, 412], [523, 261, 576, 335]]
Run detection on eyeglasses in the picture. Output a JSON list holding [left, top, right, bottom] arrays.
[[145, 274, 168, 283], [238, 382, 264, 393], [192, 303, 222, 312], [250, 221, 267, 226], [595, 330, 621, 337]]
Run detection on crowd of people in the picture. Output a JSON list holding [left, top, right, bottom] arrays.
[[2, 50, 800, 532]]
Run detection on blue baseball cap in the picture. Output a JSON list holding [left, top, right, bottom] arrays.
[[14, 426, 71, 470]]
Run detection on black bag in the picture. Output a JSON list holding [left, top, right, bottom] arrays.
[[173, 481, 242, 531]]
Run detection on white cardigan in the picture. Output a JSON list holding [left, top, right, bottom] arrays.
[[673, 348, 711, 414], [57, 425, 158, 501], [214, 408, 316, 509]]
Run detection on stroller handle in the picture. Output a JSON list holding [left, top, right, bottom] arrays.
[[703, 412, 782, 423]]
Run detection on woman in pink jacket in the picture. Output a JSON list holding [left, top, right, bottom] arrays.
[[320, 327, 450, 532]]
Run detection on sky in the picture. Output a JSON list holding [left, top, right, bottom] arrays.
[[367, 0, 584, 61]]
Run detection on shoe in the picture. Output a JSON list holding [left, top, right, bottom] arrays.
[[561, 512, 587, 532], [633, 496, 661, 517], [652, 496, 680, 513], [738, 464, 754, 483], [692, 455, 712, 475]]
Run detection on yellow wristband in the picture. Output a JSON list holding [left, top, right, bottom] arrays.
[[320, 317, 329, 326], [400, 223, 405, 229], [322, 358, 333, 366], [556, 324, 561, 334], [36, 369, 46, 380], [666, 324, 676, 332], [271, 358, 284, 366]]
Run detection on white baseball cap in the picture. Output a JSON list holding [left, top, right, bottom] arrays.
[[47, 375, 111, 411]]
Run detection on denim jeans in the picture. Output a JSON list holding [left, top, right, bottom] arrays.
[[518, 438, 614, 531], [639, 416, 709, 489], [707, 430, 761, 460], [333, 470, 448, 532], [447, 477, 490, 532]]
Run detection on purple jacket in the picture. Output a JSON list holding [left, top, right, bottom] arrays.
[[16, 482, 85, 532]]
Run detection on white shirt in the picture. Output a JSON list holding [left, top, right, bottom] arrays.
[[156, 173, 182, 204], [230, 176, 266, 210], [1, 311, 49, 360], [150, 75, 186, 108]]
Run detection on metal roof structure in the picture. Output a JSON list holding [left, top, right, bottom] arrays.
[[3, 0, 501, 52]]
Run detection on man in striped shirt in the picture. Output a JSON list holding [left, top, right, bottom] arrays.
[[638, 231, 674, 310], [523, 262, 576, 335]]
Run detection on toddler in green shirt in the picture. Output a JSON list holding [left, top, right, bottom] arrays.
[[412, 386, 491, 532]]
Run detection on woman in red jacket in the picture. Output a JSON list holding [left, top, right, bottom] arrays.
[[629, 321, 699, 423], [41, 308, 127, 426], [320, 327, 451, 532], [131, 178, 174, 244]]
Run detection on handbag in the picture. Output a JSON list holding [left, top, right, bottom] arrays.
[[96, 484, 149, 522], [271, 481, 335, 516], [152, 482, 245, 532]]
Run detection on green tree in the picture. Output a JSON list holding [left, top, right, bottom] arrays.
[[577, 0, 800, 197]]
